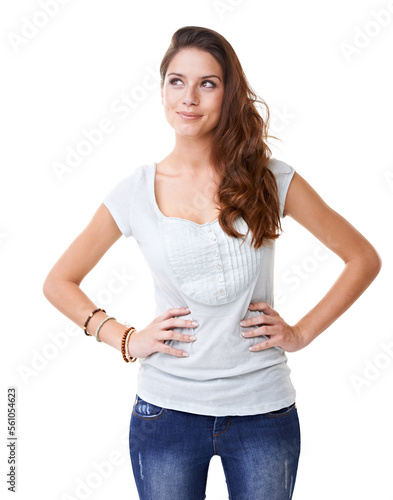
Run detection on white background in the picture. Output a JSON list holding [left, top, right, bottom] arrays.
[[1, 0, 392, 498]]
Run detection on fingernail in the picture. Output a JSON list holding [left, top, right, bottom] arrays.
[[240, 320, 246, 326], [189, 336, 196, 340], [192, 321, 199, 326], [182, 352, 189, 357], [185, 307, 191, 312]]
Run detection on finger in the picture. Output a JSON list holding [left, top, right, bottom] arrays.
[[240, 314, 277, 328], [248, 302, 277, 315], [162, 317, 199, 329], [157, 330, 196, 342], [249, 338, 277, 351], [158, 343, 190, 357], [159, 307, 191, 322], [242, 325, 272, 338]]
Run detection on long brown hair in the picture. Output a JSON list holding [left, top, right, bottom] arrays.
[[160, 26, 282, 250]]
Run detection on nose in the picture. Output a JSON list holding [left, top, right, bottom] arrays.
[[183, 97, 196, 106], [182, 86, 198, 107]]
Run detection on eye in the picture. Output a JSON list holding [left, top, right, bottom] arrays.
[[169, 78, 183, 86], [201, 80, 216, 88]]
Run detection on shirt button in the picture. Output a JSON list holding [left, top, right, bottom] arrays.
[[212, 238, 216, 242], [208, 228, 212, 232], [219, 289, 225, 295], [214, 251, 219, 257], [218, 277, 224, 283], [216, 263, 222, 270]]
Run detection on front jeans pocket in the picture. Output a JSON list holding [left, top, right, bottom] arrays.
[[265, 402, 296, 418], [132, 395, 166, 420]]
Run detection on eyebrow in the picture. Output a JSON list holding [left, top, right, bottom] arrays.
[[167, 72, 222, 82]]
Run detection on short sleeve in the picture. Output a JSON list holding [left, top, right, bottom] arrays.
[[102, 168, 140, 237], [267, 158, 296, 218]]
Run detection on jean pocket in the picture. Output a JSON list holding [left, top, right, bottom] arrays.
[[132, 395, 166, 420], [265, 402, 296, 418]]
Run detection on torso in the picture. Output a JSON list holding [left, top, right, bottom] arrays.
[[154, 161, 222, 225]]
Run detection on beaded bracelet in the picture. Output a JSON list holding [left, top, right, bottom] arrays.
[[83, 308, 106, 336], [125, 327, 137, 362], [95, 316, 116, 342], [121, 326, 137, 363]]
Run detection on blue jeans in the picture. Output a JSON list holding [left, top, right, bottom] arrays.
[[129, 394, 301, 499]]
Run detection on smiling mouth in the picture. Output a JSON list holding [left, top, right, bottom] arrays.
[[177, 112, 203, 120]]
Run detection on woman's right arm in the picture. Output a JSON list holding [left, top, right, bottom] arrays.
[[43, 203, 128, 350], [42, 203, 196, 357]]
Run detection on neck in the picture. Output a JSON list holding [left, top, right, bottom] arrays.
[[167, 133, 215, 175]]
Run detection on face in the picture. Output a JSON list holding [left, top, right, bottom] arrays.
[[161, 47, 225, 140]]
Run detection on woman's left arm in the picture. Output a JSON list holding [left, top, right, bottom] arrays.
[[243, 171, 382, 352]]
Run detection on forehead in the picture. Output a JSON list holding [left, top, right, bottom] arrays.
[[167, 48, 222, 77]]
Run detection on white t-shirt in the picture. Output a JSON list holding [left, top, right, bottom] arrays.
[[103, 158, 297, 416]]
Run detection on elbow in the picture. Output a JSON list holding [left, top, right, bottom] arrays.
[[43, 272, 79, 304], [43, 272, 64, 304], [42, 273, 56, 302], [361, 244, 382, 282], [369, 247, 382, 278]]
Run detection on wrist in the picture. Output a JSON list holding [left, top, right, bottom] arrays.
[[125, 327, 138, 362], [292, 323, 314, 349], [85, 310, 108, 336], [89, 317, 129, 351]]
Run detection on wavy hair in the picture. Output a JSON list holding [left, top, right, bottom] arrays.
[[160, 26, 282, 249]]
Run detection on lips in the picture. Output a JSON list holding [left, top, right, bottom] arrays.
[[177, 112, 203, 119]]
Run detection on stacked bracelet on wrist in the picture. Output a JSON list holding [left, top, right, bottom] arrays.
[[125, 327, 137, 362], [83, 308, 138, 364], [121, 326, 137, 363], [83, 308, 106, 336], [95, 316, 116, 342]]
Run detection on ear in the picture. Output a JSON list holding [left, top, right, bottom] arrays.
[[161, 85, 164, 105]]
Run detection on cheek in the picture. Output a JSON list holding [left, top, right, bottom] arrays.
[[162, 89, 176, 108], [208, 95, 224, 119], [163, 106, 174, 125]]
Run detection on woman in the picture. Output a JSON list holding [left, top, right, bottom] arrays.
[[43, 26, 381, 500]]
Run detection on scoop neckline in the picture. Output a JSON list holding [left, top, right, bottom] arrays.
[[151, 162, 219, 227]]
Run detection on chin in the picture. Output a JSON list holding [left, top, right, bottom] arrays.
[[176, 127, 215, 138]]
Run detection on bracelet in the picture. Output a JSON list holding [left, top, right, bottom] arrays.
[[125, 327, 137, 362], [95, 316, 116, 342], [121, 326, 136, 363], [83, 308, 106, 336]]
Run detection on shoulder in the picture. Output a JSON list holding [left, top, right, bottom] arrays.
[[118, 162, 152, 183], [102, 162, 154, 238], [103, 162, 154, 208], [106, 162, 152, 193], [267, 157, 295, 176], [265, 157, 296, 218]]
